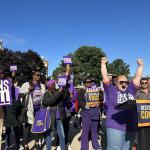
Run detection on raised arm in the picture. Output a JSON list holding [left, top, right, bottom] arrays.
[[100, 57, 110, 84], [133, 59, 144, 87], [65, 64, 70, 76]]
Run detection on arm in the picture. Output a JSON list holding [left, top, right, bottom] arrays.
[[78, 89, 86, 108], [100, 57, 110, 84], [65, 64, 70, 76], [42, 91, 62, 106], [133, 59, 144, 87]]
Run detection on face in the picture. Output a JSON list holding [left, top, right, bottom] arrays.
[[32, 71, 41, 81], [140, 79, 148, 90], [116, 75, 129, 91], [85, 79, 92, 88]]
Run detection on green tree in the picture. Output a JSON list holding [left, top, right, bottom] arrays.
[[72, 46, 106, 85], [0, 48, 46, 85], [107, 58, 130, 77]]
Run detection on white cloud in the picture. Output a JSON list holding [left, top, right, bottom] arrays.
[[0, 33, 27, 45]]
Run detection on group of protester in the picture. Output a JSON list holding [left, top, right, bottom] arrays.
[[0, 57, 150, 150]]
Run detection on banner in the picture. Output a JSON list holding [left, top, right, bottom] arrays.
[[57, 76, 67, 87], [136, 100, 150, 127], [10, 64, 17, 72], [0, 79, 12, 105], [63, 56, 72, 65]]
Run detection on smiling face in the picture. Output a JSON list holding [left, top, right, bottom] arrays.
[[116, 75, 129, 91]]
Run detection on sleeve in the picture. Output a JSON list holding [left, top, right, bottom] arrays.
[[41, 84, 46, 94], [20, 82, 29, 95], [78, 89, 86, 108], [42, 91, 62, 106]]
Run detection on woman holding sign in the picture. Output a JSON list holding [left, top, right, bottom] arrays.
[[78, 77, 103, 150], [43, 79, 70, 150], [20, 69, 45, 150]]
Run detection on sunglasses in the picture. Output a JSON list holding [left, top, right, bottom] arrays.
[[141, 82, 148, 85], [86, 81, 91, 83], [35, 74, 41, 77], [119, 81, 129, 85]]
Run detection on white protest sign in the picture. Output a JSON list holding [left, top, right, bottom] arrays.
[[10, 65, 17, 72], [63, 56, 72, 65], [0, 79, 12, 105], [57, 76, 67, 87]]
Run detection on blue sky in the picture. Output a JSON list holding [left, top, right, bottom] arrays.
[[0, 0, 150, 76]]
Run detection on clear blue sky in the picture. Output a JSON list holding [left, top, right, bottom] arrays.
[[0, 0, 150, 76]]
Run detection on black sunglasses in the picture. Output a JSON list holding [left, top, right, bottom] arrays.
[[119, 81, 129, 85], [86, 80, 91, 83], [141, 82, 148, 85], [35, 74, 41, 77]]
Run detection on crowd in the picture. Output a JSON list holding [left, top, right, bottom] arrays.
[[0, 57, 150, 150]]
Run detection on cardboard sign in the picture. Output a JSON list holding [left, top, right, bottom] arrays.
[[85, 88, 100, 107], [63, 56, 72, 65], [136, 100, 150, 127], [0, 79, 12, 105], [57, 76, 67, 87], [10, 64, 17, 72]]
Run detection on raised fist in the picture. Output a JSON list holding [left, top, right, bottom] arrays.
[[101, 57, 108, 64], [137, 59, 144, 66]]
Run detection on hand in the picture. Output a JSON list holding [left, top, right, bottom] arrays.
[[137, 59, 144, 66], [101, 57, 108, 64], [28, 86, 33, 92]]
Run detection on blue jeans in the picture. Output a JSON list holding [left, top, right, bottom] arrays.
[[45, 119, 65, 150], [106, 128, 136, 150]]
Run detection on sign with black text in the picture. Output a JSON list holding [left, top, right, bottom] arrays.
[[136, 100, 150, 127], [0, 79, 12, 105]]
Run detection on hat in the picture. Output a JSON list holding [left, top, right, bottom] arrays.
[[46, 80, 56, 88]]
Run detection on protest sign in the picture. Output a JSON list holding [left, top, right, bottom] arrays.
[[136, 100, 150, 127], [0, 79, 12, 105], [10, 64, 17, 72], [63, 56, 72, 65]]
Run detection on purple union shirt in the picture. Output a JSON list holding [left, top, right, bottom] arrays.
[[104, 82, 138, 132]]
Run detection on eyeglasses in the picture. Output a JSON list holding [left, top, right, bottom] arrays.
[[141, 82, 148, 85], [119, 81, 129, 85]]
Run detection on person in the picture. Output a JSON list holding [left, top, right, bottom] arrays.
[[20, 69, 45, 150], [78, 77, 103, 150], [43, 79, 70, 150], [147, 77, 150, 91], [100, 57, 144, 150], [0, 67, 4, 150], [4, 71, 22, 150], [135, 77, 150, 150]]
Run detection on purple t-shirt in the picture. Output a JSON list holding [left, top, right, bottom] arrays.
[[104, 82, 138, 132]]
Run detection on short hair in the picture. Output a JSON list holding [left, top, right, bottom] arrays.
[[32, 69, 41, 75], [140, 77, 148, 83]]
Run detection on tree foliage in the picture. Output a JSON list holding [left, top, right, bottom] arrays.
[[107, 59, 130, 77], [0, 48, 46, 85], [52, 46, 106, 85], [52, 46, 130, 85]]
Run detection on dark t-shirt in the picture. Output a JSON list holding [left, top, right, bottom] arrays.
[[104, 82, 138, 132]]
